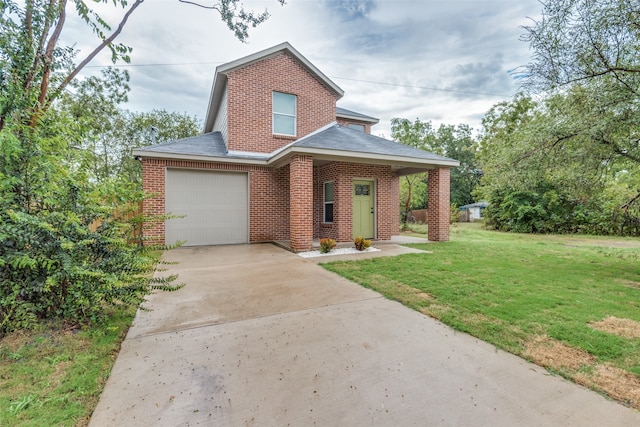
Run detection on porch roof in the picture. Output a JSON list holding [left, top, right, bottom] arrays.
[[133, 123, 459, 175]]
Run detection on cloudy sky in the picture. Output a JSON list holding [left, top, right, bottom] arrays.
[[64, 0, 542, 137]]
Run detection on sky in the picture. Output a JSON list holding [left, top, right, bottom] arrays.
[[64, 0, 542, 137]]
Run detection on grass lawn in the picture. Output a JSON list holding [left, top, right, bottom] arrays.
[[0, 307, 135, 426], [323, 223, 640, 408]]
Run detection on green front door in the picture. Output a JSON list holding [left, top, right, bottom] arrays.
[[352, 180, 375, 239]]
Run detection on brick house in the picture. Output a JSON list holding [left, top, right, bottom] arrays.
[[133, 42, 459, 251]]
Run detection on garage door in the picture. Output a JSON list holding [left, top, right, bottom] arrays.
[[165, 169, 248, 246]]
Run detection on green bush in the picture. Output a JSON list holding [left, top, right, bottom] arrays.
[[0, 183, 181, 335], [0, 127, 181, 335], [483, 181, 640, 236]]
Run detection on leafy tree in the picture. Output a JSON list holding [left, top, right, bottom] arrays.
[[0, 0, 281, 334], [434, 123, 481, 207], [477, 94, 640, 235], [61, 74, 201, 184], [521, 0, 640, 202], [391, 118, 481, 224], [391, 118, 433, 223]]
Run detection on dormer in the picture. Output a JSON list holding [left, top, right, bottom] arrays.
[[204, 42, 344, 153], [336, 106, 379, 134]]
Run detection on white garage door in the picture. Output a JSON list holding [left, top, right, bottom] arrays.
[[165, 169, 248, 246]]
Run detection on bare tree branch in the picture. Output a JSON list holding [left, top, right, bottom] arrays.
[[177, 0, 221, 10], [45, 0, 146, 114]]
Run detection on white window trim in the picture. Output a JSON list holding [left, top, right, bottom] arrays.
[[323, 181, 334, 223], [272, 92, 297, 137]]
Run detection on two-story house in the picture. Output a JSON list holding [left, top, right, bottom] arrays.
[[134, 42, 459, 251]]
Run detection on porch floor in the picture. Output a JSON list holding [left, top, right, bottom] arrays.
[[272, 235, 430, 253]]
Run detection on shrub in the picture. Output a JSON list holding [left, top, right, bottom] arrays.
[[354, 236, 371, 251], [450, 204, 461, 224], [0, 172, 182, 336], [319, 238, 336, 254]]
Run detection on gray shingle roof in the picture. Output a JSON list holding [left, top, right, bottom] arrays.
[[134, 132, 269, 161], [292, 124, 456, 163], [336, 107, 379, 123], [134, 124, 458, 166]]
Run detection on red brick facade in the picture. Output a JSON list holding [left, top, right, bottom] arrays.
[[227, 52, 338, 153], [314, 162, 399, 242], [289, 155, 314, 251], [427, 168, 451, 242], [142, 158, 291, 245]]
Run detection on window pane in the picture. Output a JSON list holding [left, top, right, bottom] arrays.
[[273, 92, 296, 115], [324, 203, 334, 223], [348, 123, 365, 133], [273, 114, 295, 135], [324, 182, 334, 202]]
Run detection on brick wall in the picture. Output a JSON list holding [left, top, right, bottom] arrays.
[[226, 51, 339, 153], [141, 158, 402, 246], [336, 118, 373, 134], [142, 159, 166, 246], [289, 155, 314, 251], [427, 168, 451, 242], [141, 158, 290, 245], [314, 162, 399, 242]]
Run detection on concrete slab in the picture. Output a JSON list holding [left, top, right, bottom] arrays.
[[129, 244, 379, 337], [90, 244, 640, 426]]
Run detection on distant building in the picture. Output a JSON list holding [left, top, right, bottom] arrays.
[[459, 202, 488, 222]]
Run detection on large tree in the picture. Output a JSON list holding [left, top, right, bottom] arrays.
[[0, 0, 283, 333], [477, 94, 640, 235], [522, 0, 640, 198]]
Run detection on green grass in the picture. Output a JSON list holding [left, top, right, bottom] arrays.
[[323, 223, 640, 407], [0, 307, 135, 426]]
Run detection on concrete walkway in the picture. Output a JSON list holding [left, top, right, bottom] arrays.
[[90, 244, 640, 426]]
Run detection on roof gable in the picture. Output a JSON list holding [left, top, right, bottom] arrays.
[[204, 42, 344, 132]]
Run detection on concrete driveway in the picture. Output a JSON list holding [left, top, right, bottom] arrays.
[[90, 244, 640, 426]]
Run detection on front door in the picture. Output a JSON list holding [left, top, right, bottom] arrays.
[[352, 180, 375, 239]]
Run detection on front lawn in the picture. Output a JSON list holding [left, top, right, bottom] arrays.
[[323, 223, 640, 408], [0, 308, 134, 426]]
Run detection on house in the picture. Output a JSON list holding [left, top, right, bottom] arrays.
[[459, 202, 488, 222], [133, 42, 459, 251]]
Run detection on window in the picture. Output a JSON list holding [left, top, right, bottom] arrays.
[[348, 123, 365, 133], [273, 92, 296, 136], [355, 184, 370, 196], [323, 182, 334, 223]]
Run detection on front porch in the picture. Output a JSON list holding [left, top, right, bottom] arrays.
[[286, 155, 452, 252]]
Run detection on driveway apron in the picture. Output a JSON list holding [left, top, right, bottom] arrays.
[[90, 244, 640, 426]]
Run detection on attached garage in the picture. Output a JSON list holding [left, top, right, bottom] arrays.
[[165, 169, 248, 246]]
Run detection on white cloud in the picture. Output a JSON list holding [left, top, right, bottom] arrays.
[[63, 0, 542, 136]]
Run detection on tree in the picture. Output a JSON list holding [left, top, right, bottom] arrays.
[[522, 0, 640, 201], [434, 123, 481, 207], [391, 118, 481, 224], [391, 118, 434, 224], [0, 0, 285, 134], [0, 0, 282, 333], [477, 94, 640, 235]]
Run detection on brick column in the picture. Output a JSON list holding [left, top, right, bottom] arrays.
[[428, 168, 451, 242], [289, 155, 314, 251], [142, 158, 165, 246]]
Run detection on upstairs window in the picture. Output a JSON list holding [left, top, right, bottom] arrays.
[[273, 92, 296, 136], [348, 123, 365, 133], [324, 182, 334, 223]]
